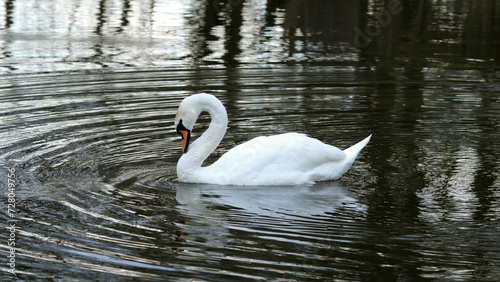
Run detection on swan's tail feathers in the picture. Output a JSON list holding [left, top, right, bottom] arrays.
[[341, 134, 371, 170], [323, 135, 371, 181], [344, 134, 371, 157]]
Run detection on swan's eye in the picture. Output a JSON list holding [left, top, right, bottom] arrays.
[[176, 119, 187, 134]]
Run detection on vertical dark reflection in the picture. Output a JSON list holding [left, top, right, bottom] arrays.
[[356, 0, 428, 221], [471, 89, 499, 222], [283, 0, 360, 56], [186, 0, 222, 63], [283, 0, 303, 58], [95, 0, 107, 35], [92, 0, 108, 68], [1, 0, 15, 72], [462, 0, 500, 223], [264, 0, 285, 27], [221, 1, 243, 67], [462, 0, 500, 61], [387, 0, 428, 220], [116, 0, 131, 33], [263, 0, 361, 60], [4, 0, 14, 28], [399, 0, 430, 43], [186, 0, 243, 65]]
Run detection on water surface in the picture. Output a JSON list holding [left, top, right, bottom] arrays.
[[1, 0, 500, 281]]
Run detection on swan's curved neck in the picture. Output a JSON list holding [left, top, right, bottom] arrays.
[[177, 97, 228, 174]]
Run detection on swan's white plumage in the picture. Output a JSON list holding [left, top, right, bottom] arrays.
[[175, 93, 371, 186]]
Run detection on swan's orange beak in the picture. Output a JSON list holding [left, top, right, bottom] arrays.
[[179, 130, 190, 153]]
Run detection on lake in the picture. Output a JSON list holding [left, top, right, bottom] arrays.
[[1, 0, 499, 281]]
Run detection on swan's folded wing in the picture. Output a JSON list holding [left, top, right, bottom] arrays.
[[211, 133, 345, 174], [276, 133, 346, 170]]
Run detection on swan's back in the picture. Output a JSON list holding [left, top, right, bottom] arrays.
[[201, 133, 355, 185]]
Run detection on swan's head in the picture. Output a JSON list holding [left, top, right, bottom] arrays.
[[175, 95, 207, 153], [174, 93, 227, 154], [174, 102, 196, 154]]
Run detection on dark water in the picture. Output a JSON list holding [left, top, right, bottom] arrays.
[[1, 0, 500, 281]]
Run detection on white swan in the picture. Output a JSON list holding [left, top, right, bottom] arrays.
[[174, 93, 371, 186]]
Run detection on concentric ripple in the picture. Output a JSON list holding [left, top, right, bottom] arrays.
[[0, 68, 373, 280], [1, 67, 500, 281]]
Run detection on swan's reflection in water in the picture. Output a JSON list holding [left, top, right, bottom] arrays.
[[177, 181, 360, 217], [174, 181, 367, 261]]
